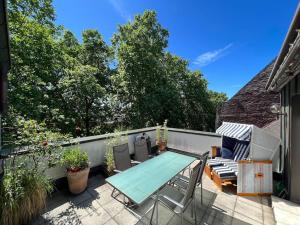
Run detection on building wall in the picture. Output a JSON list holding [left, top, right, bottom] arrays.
[[218, 61, 280, 128], [281, 74, 300, 195]]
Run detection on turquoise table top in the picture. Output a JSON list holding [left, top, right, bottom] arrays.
[[105, 151, 196, 205]]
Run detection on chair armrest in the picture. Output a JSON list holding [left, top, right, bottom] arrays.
[[159, 194, 184, 209], [211, 146, 221, 158], [131, 160, 141, 165]]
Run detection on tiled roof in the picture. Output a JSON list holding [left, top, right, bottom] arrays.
[[217, 60, 280, 128]]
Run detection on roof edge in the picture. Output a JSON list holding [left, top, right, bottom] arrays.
[[266, 3, 300, 90]]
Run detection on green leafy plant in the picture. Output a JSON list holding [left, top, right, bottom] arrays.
[[105, 128, 128, 175], [0, 117, 68, 225], [0, 166, 52, 225], [156, 120, 168, 142], [61, 146, 89, 172], [162, 119, 168, 142], [156, 123, 161, 143]]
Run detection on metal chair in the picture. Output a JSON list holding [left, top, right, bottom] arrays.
[[111, 143, 139, 204], [150, 161, 201, 225], [134, 139, 150, 162], [113, 143, 132, 172], [172, 151, 209, 205]]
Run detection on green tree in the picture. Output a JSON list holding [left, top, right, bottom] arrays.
[[61, 30, 81, 59], [81, 29, 111, 72], [208, 90, 228, 129], [7, 0, 71, 133], [8, 0, 55, 26], [112, 10, 169, 128], [8, 17, 66, 126], [58, 65, 106, 135]]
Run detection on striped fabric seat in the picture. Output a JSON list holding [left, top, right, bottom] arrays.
[[207, 141, 249, 180], [214, 167, 237, 178], [207, 142, 249, 167], [206, 158, 232, 166], [213, 161, 238, 178]]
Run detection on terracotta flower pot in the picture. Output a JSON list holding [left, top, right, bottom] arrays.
[[66, 167, 90, 194], [158, 141, 167, 151]]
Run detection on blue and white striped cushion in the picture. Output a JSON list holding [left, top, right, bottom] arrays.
[[232, 143, 242, 158], [214, 167, 236, 178], [207, 158, 232, 166], [233, 143, 250, 161], [234, 145, 250, 161]]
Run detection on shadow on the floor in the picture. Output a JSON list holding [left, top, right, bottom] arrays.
[[134, 187, 255, 225]]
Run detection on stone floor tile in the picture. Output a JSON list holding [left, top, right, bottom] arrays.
[[46, 202, 72, 218], [165, 214, 193, 225], [232, 212, 263, 225], [261, 196, 272, 207], [212, 192, 236, 210], [104, 218, 119, 225], [151, 203, 176, 225], [237, 196, 262, 209], [81, 206, 111, 225], [102, 198, 125, 217], [88, 175, 106, 188], [69, 191, 93, 205], [263, 212, 276, 225], [114, 209, 139, 225], [46, 191, 69, 211], [235, 199, 263, 223], [94, 189, 115, 206], [206, 205, 233, 225], [30, 215, 48, 225], [46, 207, 82, 225], [88, 183, 112, 196]]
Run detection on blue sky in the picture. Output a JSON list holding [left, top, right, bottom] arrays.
[[53, 0, 299, 98]]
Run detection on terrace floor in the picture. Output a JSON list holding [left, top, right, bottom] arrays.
[[31, 169, 276, 225]]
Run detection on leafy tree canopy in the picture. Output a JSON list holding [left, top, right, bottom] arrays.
[[5, 2, 227, 139]]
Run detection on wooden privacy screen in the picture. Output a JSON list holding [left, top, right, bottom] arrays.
[[237, 160, 273, 196]]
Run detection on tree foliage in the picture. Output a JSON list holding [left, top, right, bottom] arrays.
[[59, 65, 105, 135], [5, 1, 227, 138]]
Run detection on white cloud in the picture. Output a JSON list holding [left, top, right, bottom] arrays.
[[108, 0, 131, 21], [193, 43, 233, 67]]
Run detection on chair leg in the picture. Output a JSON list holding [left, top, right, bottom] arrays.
[[194, 198, 197, 225], [150, 195, 158, 225], [181, 211, 183, 225], [201, 182, 203, 205], [156, 198, 158, 225], [191, 200, 194, 218]]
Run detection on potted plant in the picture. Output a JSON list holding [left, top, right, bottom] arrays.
[[61, 146, 90, 194], [0, 117, 67, 225], [105, 128, 128, 176], [156, 120, 168, 151]]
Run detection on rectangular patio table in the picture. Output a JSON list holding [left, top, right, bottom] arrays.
[[105, 151, 196, 205]]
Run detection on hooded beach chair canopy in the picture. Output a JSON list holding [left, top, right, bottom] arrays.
[[216, 122, 252, 141], [216, 122, 281, 160]]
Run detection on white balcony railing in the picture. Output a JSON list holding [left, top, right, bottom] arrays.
[[46, 127, 221, 180]]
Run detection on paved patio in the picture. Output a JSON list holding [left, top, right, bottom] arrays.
[[31, 170, 275, 225]]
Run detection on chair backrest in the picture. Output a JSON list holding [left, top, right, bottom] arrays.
[[182, 161, 201, 206], [134, 139, 149, 162], [113, 143, 131, 171], [197, 151, 209, 184]]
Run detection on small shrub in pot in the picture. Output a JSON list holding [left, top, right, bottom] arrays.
[[61, 146, 90, 194]]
